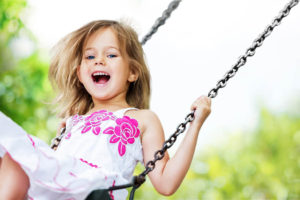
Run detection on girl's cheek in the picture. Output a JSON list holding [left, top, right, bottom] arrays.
[[84, 60, 93, 66]]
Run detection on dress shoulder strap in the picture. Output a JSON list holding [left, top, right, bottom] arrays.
[[114, 107, 138, 118]]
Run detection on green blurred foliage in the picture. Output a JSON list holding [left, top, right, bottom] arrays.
[[133, 109, 300, 199], [0, 0, 57, 143], [0, 0, 26, 69]]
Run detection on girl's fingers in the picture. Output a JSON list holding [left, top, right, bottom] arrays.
[[191, 95, 211, 111], [191, 96, 212, 122]]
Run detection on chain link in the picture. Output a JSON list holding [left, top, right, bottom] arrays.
[[208, 0, 299, 98], [50, 127, 66, 150], [140, 0, 182, 45]]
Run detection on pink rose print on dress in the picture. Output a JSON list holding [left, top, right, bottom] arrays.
[[103, 116, 140, 156], [65, 114, 83, 139], [72, 114, 83, 125], [65, 132, 72, 139], [81, 110, 113, 135]]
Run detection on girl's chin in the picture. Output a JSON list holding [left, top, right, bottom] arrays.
[[91, 94, 111, 100], [93, 81, 109, 87]]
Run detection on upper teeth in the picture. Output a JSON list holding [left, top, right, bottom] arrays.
[[93, 72, 109, 76]]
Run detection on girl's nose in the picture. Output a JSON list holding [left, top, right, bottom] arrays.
[[95, 57, 105, 66]]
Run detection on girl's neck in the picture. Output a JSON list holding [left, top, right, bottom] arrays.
[[86, 90, 130, 115], [87, 100, 130, 115]]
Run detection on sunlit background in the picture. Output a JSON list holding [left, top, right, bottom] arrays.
[[1, 0, 299, 199]]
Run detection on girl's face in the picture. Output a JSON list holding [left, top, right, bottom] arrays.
[[77, 28, 137, 105]]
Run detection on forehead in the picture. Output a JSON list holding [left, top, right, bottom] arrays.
[[84, 28, 120, 50]]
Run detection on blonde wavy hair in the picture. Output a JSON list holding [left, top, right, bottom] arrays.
[[49, 20, 151, 118]]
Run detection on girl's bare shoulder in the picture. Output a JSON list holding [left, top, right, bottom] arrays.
[[126, 109, 161, 134]]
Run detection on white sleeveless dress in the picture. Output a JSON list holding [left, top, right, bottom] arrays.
[[0, 108, 144, 200]]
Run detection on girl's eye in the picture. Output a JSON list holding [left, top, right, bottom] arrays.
[[86, 55, 95, 60], [107, 54, 117, 58]]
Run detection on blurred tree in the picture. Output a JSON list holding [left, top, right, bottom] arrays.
[[0, 0, 26, 69], [0, 0, 57, 143], [133, 109, 300, 200]]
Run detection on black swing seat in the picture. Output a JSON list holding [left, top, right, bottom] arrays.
[[85, 189, 112, 200], [85, 176, 146, 200]]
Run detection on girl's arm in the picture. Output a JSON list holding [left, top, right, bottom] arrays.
[[139, 95, 211, 196]]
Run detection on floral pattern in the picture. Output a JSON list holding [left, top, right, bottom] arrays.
[[65, 132, 72, 139], [103, 116, 140, 156], [72, 114, 83, 125], [65, 114, 83, 139], [74, 110, 141, 157], [81, 110, 114, 135], [79, 158, 99, 168]]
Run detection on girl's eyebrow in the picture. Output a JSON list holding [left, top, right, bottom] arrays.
[[84, 46, 120, 52], [84, 47, 95, 51]]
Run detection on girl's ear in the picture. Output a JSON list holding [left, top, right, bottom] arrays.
[[77, 65, 82, 82], [128, 69, 139, 83]]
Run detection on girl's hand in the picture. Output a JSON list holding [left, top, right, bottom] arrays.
[[191, 95, 211, 124]]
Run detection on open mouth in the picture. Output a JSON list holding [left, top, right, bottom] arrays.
[[91, 72, 111, 84]]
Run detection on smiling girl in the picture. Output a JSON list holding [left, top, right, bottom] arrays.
[[0, 20, 211, 200]]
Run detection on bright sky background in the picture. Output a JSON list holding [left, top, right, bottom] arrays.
[[23, 0, 300, 153]]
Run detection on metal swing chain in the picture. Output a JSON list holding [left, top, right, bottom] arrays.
[[140, 0, 182, 45], [207, 0, 299, 99], [134, 0, 299, 188]]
